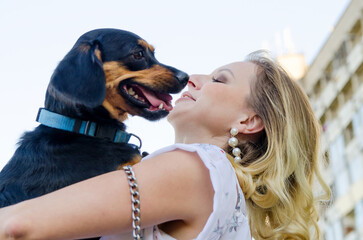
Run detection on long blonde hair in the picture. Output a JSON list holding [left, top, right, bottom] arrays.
[[228, 51, 331, 239]]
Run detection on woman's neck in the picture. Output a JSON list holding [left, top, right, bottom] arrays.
[[174, 129, 227, 149]]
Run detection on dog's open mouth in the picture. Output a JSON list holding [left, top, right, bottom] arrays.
[[122, 84, 173, 112]]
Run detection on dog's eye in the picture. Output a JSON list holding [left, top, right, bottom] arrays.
[[133, 51, 144, 60]]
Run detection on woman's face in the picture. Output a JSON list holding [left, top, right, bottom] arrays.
[[168, 61, 257, 135]]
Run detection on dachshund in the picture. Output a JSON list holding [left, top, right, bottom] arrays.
[[0, 29, 188, 209]]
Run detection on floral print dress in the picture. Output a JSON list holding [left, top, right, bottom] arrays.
[[101, 143, 251, 240]]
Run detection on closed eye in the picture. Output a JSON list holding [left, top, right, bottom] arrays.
[[212, 77, 223, 83]]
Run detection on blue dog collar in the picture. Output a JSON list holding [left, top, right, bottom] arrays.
[[36, 108, 141, 149]]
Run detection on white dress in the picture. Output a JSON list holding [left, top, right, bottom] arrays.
[[101, 143, 251, 240]]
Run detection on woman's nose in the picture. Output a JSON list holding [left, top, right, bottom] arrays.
[[188, 74, 206, 90]]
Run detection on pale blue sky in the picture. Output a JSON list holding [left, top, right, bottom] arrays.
[[0, 0, 350, 169]]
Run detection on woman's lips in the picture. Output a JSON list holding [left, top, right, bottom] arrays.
[[175, 91, 195, 103], [182, 92, 195, 100]]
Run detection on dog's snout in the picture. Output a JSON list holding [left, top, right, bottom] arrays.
[[160, 64, 189, 87], [175, 71, 189, 86]]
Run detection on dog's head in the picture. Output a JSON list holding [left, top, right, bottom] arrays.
[[46, 29, 188, 121]]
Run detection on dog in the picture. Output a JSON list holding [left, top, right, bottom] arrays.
[[0, 29, 188, 208]]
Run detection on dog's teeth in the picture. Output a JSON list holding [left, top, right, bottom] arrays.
[[128, 88, 135, 95], [134, 94, 138, 99], [158, 103, 164, 109]]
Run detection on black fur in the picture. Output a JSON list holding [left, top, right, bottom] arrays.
[[0, 29, 188, 212]]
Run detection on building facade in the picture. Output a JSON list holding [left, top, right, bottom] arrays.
[[301, 0, 363, 239]]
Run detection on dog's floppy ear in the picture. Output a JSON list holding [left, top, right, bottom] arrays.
[[49, 39, 105, 108]]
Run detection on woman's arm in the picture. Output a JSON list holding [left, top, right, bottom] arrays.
[[0, 150, 214, 240]]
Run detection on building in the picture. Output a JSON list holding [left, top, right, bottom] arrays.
[[301, 0, 363, 239]]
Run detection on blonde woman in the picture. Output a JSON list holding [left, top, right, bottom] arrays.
[[0, 51, 330, 240]]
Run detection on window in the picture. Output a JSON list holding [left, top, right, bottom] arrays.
[[343, 122, 354, 147], [355, 200, 363, 233], [329, 134, 350, 197], [324, 61, 333, 82], [359, 106, 363, 148], [332, 219, 344, 240], [329, 97, 340, 119], [356, 63, 363, 85], [332, 42, 347, 71], [349, 156, 363, 183], [349, 20, 362, 48], [324, 224, 335, 240], [335, 169, 350, 197], [313, 78, 323, 97], [352, 111, 361, 138], [341, 79, 353, 103], [329, 134, 346, 176]]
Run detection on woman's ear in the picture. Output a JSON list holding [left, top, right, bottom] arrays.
[[47, 39, 106, 108], [238, 114, 264, 134]]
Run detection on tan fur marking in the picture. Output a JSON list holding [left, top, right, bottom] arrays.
[[117, 154, 142, 169], [138, 39, 155, 53], [94, 48, 102, 62], [102, 99, 128, 121], [102, 61, 175, 119], [104, 63, 175, 94], [103, 62, 130, 83]]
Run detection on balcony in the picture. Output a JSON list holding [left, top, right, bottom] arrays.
[[334, 65, 350, 92], [351, 179, 363, 205], [339, 100, 355, 128], [345, 137, 359, 161], [353, 83, 363, 106], [332, 179, 363, 220], [311, 98, 325, 119], [347, 35, 363, 74], [321, 81, 338, 109], [326, 118, 342, 143]]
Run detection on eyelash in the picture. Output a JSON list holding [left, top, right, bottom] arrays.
[[212, 77, 222, 83]]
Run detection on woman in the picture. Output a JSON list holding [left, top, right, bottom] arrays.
[[0, 51, 330, 240]]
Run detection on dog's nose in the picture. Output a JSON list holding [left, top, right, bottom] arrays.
[[175, 71, 189, 86]]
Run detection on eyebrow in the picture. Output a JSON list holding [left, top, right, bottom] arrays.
[[138, 39, 155, 53], [218, 68, 235, 78]]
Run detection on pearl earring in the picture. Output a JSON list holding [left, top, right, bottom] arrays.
[[228, 127, 242, 163]]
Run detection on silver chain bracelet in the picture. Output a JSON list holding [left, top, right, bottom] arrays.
[[123, 165, 142, 240]]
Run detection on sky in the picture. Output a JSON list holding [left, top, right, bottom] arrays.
[[0, 0, 351, 170]]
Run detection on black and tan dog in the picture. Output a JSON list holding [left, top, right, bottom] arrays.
[[0, 29, 188, 208]]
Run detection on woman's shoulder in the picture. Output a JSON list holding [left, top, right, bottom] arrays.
[[139, 144, 222, 194], [142, 143, 237, 190], [136, 144, 216, 232], [142, 143, 228, 165], [141, 143, 246, 213], [142, 143, 219, 154]]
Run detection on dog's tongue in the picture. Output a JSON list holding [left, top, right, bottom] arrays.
[[138, 86, 173, 111]]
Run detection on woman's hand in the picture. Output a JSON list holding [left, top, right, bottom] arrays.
[[0, 206, 12, 239], [0, 204, 26, 240]]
